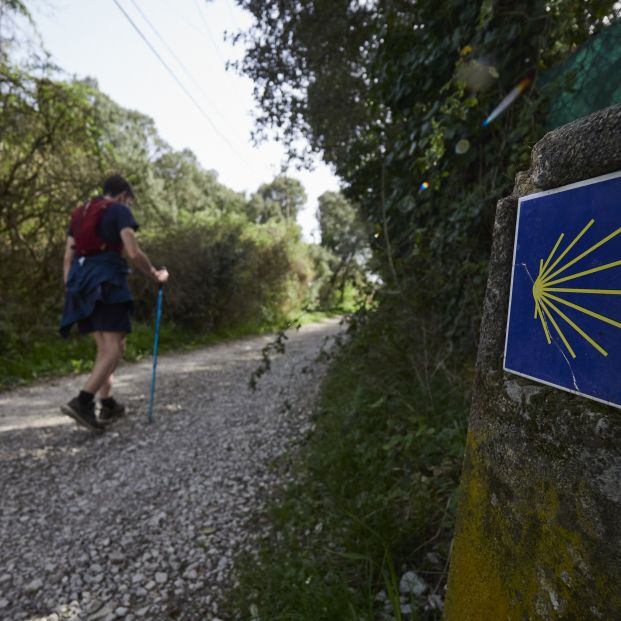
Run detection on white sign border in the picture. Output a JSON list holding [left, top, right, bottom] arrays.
[[503, 169, 621, 410]]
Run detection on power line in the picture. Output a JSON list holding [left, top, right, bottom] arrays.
[[125, 0, 245, 142], [148, 0, 249, 119], [224, 0, 244, 33], [150, 0, 211, 41], [111, 0, 248, 163], [191, 0, 227, 66]]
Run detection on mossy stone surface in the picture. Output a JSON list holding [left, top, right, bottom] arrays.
[[445, 104, 621, 620]]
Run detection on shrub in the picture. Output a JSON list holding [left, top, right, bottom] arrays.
[[131, 217, 316, 331]]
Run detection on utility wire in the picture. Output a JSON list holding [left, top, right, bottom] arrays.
[[225, 0, 244, 32], [151, 0, 210, 41], [111, 0, 248, 163], [149, 0, 249, 120], [125, 0, 245, 141], [191, 0, 227, 66], [142, 0, 254, 129]]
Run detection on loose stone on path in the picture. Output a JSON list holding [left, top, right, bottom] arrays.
[[0, 320, 342, 620]]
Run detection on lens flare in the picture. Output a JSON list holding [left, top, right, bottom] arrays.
[[455, 139, 471, 155], [456, 59, 498, 93], [482, 78, 531, 127], [419, 181, 430, 191]]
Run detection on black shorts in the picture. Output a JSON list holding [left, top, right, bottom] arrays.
[[78, 302, 132, 334]]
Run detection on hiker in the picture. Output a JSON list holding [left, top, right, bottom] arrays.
[[59, 175, 169, 432]]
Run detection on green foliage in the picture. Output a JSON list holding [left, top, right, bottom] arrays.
[[246, 174, 307, 223], [0, 1, 32, 64], [0, 316, 315, 391], [235, 0, 621, 348], [0, 66, 107, 336], [227, 303, 470, 620], [0, 14, 351, 388], [233, 0, 378, 162], [317, 190, 369, 306], [318, 192, 364, 257], [231, 1, 621, 615], [130, 218, 317, 331]]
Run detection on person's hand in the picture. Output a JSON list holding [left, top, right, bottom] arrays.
[[152, 267, 169, 284]]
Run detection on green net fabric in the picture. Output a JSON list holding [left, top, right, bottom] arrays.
[[543, 20, 621, 129]]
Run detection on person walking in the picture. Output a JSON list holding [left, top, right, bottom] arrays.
[[59, 175, 169, 432]]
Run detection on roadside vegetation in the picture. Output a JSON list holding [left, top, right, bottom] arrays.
[[223, 1, 621, 619], [0, 3, 367, 390], [229, 299, 471, 620], [2, 1, 621, 619]]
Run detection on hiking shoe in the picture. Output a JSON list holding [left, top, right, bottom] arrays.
[[99, 398, 126, 424], [61, 397, 105, 433]]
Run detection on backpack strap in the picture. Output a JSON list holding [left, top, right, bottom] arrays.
[[70, 197, 119, 256]]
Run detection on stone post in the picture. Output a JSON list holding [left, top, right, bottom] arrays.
[[444, 104, 621, 620]]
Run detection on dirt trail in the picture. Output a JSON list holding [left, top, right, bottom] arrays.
[[0, 319, 342, 621]]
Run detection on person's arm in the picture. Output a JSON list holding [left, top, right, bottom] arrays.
[[63, 236, 75, 285], [120, 227, 169, 284]]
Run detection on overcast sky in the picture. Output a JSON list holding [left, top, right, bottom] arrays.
[[28, 0, 340, 241]]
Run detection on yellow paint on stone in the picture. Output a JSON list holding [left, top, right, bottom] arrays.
[[444, 429, 620, 620], [444, 432, 514, 620]]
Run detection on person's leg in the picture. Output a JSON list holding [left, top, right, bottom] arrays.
[[63, 301, 130, 432], [83, 332, 125, 395], [99, 374, 113, 399], [60, 332, 113, 432], [98, 337, 126, 398], [97, 336, 128, 424]]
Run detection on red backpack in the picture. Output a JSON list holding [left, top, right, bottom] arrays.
[[70, 198, 123, 256]]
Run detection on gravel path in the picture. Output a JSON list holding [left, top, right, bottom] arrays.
[[0, 319, 342, 621]]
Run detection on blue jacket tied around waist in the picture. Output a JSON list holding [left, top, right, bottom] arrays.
[[60, 253, 133, 338]]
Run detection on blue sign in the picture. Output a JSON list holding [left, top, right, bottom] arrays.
[[504, 171, 621, 409]]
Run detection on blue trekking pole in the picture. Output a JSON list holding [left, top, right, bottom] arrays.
[[147, 285, 164, 423]]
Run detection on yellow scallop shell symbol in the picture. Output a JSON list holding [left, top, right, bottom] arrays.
[[532, 219, 621, 359]]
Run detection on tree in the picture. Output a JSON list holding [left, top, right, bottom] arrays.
[[232, 0, 378, 165], [318, 191, 364, 256], [317, 191, 368, 303], [234, 0, 621, 346], [247, 175, 307, 222], [84, 82, 247, 225], [0, 0, 31, 64], [244, 191, 281, 223], [0, 67, 109, 336]]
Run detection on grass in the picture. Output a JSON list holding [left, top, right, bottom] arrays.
[[0, 308, 340, 392], [225, 304, 471, 620]]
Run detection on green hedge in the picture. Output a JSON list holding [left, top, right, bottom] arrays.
[[0, 217, 329, 389]]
